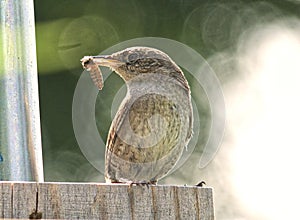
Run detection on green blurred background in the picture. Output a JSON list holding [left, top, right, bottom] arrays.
[[34, 0, 300, 219]]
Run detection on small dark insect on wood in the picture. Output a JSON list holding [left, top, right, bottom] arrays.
[[195, 181, 206, 187], [80, 56, 104, 90]]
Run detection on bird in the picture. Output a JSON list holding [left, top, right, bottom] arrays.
[[81, 47, 193, 184]]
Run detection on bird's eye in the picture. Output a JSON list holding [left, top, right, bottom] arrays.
[[128, 53, 138, 62]]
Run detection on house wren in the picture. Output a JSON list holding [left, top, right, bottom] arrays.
[[81, 47, 193, 184]]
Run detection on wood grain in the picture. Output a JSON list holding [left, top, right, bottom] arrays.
[[0, 182, 214, 219]]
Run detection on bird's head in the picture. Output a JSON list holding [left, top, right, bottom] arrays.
[[87, 47, 183, 82]]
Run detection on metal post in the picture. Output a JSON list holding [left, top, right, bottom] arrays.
[[0, 0, 44, 181]]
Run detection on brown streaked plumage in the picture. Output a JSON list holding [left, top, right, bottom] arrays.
[[81, 47, 193, 184]]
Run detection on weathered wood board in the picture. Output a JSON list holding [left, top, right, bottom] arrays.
[[0, 182, 214, 219]]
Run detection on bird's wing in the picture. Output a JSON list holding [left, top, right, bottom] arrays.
[[106, 93, 183, 164]]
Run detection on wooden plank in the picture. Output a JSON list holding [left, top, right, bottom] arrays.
[[0, 182, 214, 219], [95, 184, 131, 219], [128, 185, 154, 219], [176, 186, 200, 219], [39, 182, 100, 219], [12, 182, 38, 219], [0, 182, 13, 218], [151, 185, 178, 219], [198, 186, 214, 219]]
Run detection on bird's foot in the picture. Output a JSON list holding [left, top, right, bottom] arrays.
[[106, 177, 157, 188], [128, 180, 157, 189]]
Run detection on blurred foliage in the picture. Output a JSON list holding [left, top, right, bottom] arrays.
[[35, 0, 300, 218], [36, 0, 299, 180]]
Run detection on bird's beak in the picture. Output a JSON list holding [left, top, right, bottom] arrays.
[[81, 55, 124, 70]]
